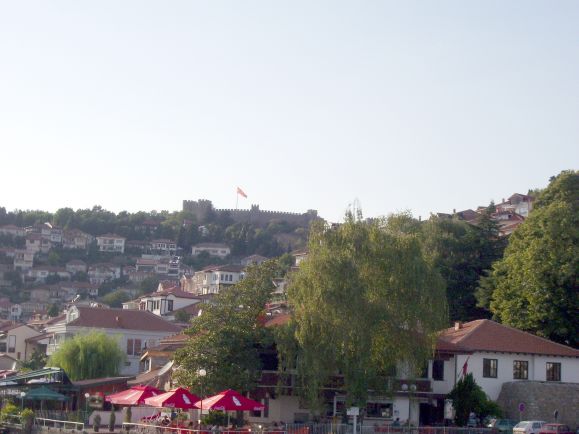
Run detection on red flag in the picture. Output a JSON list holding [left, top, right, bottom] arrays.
[[236, 187, 247, 198], [461, 356, 470, 378]]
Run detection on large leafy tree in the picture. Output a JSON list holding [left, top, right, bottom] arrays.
[[484, 171, 578, 347], [174, 260, 280, 395], [286, 212, 448, 410], [48, 332, 126, 380], [421, 212, 506, 321]]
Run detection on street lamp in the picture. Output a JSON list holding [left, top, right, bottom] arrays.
[[20, 391, 26, 411], [84, 393, 90, 424], [401, 384, 417, 430], [198, 369, 206, 425]]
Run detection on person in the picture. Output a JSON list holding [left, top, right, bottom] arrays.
[[392, 418, 401, 427], [160, 415, 171, 427]]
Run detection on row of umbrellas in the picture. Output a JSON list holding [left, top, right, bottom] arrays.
[[106, 386, 265, 412]]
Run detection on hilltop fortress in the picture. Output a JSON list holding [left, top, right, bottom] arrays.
[[183, 199, 319, 226]]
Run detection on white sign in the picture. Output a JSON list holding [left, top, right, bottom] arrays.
[[347, 407, 359, 416]]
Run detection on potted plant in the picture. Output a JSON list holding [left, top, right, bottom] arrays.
[[21, 408, 35, 434], [93, 413, 101, 432]]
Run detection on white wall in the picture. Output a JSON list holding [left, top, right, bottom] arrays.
[[434, 352, 579, 401]]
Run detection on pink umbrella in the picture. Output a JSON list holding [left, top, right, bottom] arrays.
[[195, 389, 265, 412], [144, 387, 201, 409], [106, 385, 162, 406]]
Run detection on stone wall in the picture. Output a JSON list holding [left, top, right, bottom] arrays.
[[183, 199, 319, 227], [497, 381, 578, 428]]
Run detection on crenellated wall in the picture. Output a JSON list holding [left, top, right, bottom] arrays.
[[183, 199, 318, 226]]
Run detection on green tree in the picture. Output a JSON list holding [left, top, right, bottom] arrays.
[[20, 348, 48, 371], [483, 171, 578, 347], [47, 303, 60, 317], [285, 212, 447, 410], [101, 290, 131, 308], [48, 332, 126, 380], [174, 261, 279, 395], [447, 373, 501, 426], [421, 214, 505, 321]]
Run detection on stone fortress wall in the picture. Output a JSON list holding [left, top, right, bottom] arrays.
[[497, 381, 578, 428], [183, 199, 318, 226]]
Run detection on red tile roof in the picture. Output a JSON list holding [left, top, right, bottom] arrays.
[[68, 306, 181, 333], [264, 313, 291, 328], [437, 320, 579, 357]]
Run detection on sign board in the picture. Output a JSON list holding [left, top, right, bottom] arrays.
[[347, 407, 359, 416], [518, 403, 525, 413], [444, 399, 455, 420]]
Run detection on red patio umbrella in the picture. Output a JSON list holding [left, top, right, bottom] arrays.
[[144, 387, 201, 409], [194, 389, 265, 412], [105, 385, 162, 406]]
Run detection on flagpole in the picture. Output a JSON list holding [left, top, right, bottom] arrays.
[[236, 193, 239, 210]]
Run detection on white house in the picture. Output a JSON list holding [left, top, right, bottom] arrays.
[[96, 234, 126, 253], [62, 229, 94, 250], [150, 239, 177, 256], [65, 259, 88, 274], [183, 264, 244, 295], [191, 243, 230, 258], [0, 324, 42, 361], [0, 225, 25, 238], [123, 283, 200, 320], [43, 305, 181, 375], [258, 317, 579, 427], [13, 249, 34, 271], [135, 257, 169, 275], [88, 263, 121, 284], [431, 320, 579, 400]]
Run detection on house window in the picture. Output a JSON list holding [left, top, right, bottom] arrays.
[[127, 339, 142, 356], [8, 335, 16, 353], [513, 360, 528, 380], [483, 358, 498, 378], [167, 300, 174, 312], [366, 402, 393, 418], [546, 362, 561, 381], [251, 398, 269, 418], [432, 360, 444, 381]]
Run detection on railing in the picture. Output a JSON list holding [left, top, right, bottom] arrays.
[[2, 413, 22, 427], [34, 416, 85, 431], [119, 424, 496, 434]]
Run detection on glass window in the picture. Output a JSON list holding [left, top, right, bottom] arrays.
[[546, 362, 561, 381], [513, 360, 528, 380], [483, 358, 498, 378], [432, 360, 444, 381], [127, 339, 134, 355], [167, 300, 174, 312], [366, 402, 393, 418]]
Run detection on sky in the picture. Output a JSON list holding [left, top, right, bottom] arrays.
[[0, 1, 577, 223]]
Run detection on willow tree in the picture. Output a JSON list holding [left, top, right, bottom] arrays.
[[286, 212, 447, 410], [49, 331, 125, 380]]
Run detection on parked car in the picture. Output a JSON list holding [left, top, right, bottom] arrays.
[[514, 421, 547, 434], [538, 424, 574, 434], [488, 419, 518, 434]]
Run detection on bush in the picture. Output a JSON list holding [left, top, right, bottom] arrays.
[[0, 402, 20, 422], [202, 411, 228, 426]]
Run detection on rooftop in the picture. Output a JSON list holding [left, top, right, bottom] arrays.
[[437, 320, 579, 357], [66, 306, 181, 333]]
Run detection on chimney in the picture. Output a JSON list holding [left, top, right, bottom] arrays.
[[454, 321, 462, 331]]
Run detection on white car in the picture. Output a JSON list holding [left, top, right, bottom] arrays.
[[514, 421, 547, 434]]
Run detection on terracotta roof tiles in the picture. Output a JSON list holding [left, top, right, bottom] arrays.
[[437, 320, 579, 357]]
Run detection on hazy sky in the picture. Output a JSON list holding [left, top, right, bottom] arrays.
[[1, 1, 577, 222]]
